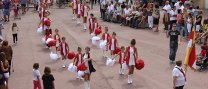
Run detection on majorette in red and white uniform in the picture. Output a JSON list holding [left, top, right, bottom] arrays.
[[76, 1, 81, 24], [59, 42, 69, 57], [54, 34, 61, 47], [45, 28, 52, 40], [92, 21, 98, 34], [125, 46, 137, 66], [102, 32, 110, 43], [118, 51, 125, 64], [109, 37, 118, 51], [81, 3, 90, 30], [81, 4, 90, 17], [88, 17, 94, 33], [74, 53, 83, 66]]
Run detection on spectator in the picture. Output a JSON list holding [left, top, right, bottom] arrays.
[[172, 60, 186, 89], [12, 23, 19, 44], [0, 0, 3, 19], [20, 0, 28, 14], [3, 0, 11, 22], [42, 66, 55, 89], [153, 4, 160, 32], [32, 63, 42, 89], [0, 52, 9, 89], [0, 18, 3, 36], [0, 41, 13, 73]]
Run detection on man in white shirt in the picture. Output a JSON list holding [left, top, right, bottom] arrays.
[[172, 60, 186, 89], [163, 1, 171, 13], [174, 1, 180, 10]]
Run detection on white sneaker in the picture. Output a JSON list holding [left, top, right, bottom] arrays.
[[62, 65, 66, 68]]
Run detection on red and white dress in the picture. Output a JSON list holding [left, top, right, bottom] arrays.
[[73, 0, 77, 10], [109, 38, 117, 51], [59, 42, 69, 57], [81, 5, 90, 17], [102, 33, 110, 43], [92, 22, 98, 34], [88, 17, 94, 32], [45, 29, 52, 40], [54, 34, 61, 47], [118, 52, 125, 64], [76, 3, 81, 15], [74, 53, 83, 66], [125, 46, 137, 66]]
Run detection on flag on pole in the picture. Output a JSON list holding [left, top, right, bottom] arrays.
[[184, 30, 196, 70]]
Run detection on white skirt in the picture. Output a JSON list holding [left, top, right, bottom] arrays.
[[187, 23, 192, 33]]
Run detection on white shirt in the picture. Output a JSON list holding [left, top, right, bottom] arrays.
[[111, 38, 115, 50], [174, 1, 180, 10], [129, 47, 135, 66], [172, 66, 186, 87], [32, 69, 41, 81], [124, 8, 131, 14], [77, 4, 81, 14], [118, 0, 124, 3], [179, 5, 184, 13], [12, 27, 18, 34], [108, 4, 114, 13], [163, 4, 171, 13], [169, 10, 177, 21], [62, 43, 66, 55]]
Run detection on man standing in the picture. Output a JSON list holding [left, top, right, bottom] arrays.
[[167, 24, 181, 64], [172, 60, 186, 89], [3, 0, 11, 22], [20, 0, 28, 14]]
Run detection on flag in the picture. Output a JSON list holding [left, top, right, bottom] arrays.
[[184, 30, 196, 70]]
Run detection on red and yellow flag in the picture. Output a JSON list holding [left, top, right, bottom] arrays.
[[184, 30, 196, 70]]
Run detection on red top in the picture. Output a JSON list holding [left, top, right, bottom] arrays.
[[74, 53, 83, 66], [109, 38, 117, 51], [59, 42, 69, 56]]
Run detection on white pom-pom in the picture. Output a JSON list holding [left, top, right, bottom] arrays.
[[106, 58, 115, 66], [77, 71, 85, 78], [91, 36, 100, 45], [37, 27, 43, 34], [99, 40, 107, 50], [68, 63, 77, 73], [122, 62, 128, 70], [50, 52, 59, 61]]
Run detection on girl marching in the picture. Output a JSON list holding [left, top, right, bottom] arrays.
[[125, 39, 138, 84], [76, 0, 81, 24], [101, 27, 110, 57], [73, 47, 83, 79], [83, 46, 96, 89], [59, 37, 69, 68], [88, 13, 94, 35], [81, 1, 90, 30], [109, 32, 118, 57], [72, 0, 77, 20], [118, 46, 125, 75], [91, 17, 98, 37], [54, 29, 61, 53]]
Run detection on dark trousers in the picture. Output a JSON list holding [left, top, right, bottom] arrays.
[[175, 85, 184, 89], [169, 46, 178, 61], [169, 20, 177, 30], [12, 34, 18, 43]]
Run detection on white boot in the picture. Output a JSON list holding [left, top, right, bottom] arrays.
[[119, 69, 122, 75], [121, 69, 124, 75], [62, 60, 66, 68], [128, 75, 131, 84], [77, 18, 80, 24], [87, 81, 90, 89], [84, 81, 88, 89], [130, 74, 133, 84], [83, 23, 87, 30]]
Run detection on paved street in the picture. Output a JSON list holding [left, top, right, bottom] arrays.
[[3, 5, 208, 89]]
